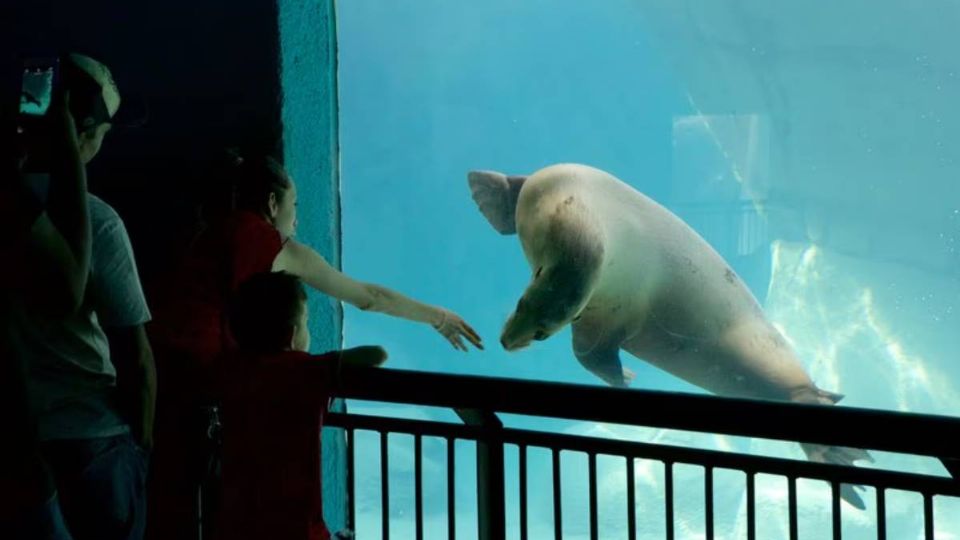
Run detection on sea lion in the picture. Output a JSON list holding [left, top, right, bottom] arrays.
[[468, 163, 871, 508]]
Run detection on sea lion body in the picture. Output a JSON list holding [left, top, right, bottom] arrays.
[[468, 163, 870, 508]]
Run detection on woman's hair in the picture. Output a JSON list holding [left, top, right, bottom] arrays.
[[227, 149, 290, 217], [228, 271, 307, 352]]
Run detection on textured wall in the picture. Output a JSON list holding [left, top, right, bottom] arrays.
[[277, 0, 346, 530]]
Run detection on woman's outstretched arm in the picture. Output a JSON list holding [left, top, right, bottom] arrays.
[[273, 238, 483, 351]]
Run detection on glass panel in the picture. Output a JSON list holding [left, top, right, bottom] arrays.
[[339, 1, 960, 537]]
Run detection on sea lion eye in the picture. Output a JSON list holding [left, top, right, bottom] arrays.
[[535, 267, 543, 278]]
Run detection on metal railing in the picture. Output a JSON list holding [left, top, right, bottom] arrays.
[[324, 367, 960, 540]]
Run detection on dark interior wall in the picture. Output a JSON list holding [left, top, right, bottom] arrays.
[[4, 0, 285, 296], [5, 0, 348, 527]]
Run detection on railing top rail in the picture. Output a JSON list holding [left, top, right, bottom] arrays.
[[330, 366, 960, 459]]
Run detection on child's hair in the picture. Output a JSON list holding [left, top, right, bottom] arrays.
[[228, 271, 307, 352], [226, 149, 290, 217]]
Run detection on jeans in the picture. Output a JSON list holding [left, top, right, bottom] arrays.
[[41, 433, 150, 540]]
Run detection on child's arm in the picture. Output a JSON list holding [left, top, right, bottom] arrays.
[[336, 345, 388, 368], [304, 347, 386, 401]]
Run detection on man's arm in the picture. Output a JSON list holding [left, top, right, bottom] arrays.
[[18, 89, 92, 315], [107, 324, 156, 449]]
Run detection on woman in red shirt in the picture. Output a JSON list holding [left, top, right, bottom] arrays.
[[154, 154, 483, 379], [147, 154, 482, 540]]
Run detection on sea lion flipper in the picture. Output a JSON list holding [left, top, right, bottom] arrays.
[[467, 170, 526, 235], [817, 388, 845, 404], [839, 485, 867, 511], [573, 323, 629, 388], [801, 442, 874, 510]]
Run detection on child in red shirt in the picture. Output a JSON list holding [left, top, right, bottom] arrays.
[[217, 271, 386, 540]]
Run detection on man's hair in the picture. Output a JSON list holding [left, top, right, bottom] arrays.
[[228, 271, 307, 352]]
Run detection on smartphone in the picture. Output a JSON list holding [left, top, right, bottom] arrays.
[[19, 57, 60, 117], [16, 57, 61, 173]]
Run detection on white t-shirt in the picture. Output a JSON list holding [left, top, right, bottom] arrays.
[[16, 194, 151, 440]]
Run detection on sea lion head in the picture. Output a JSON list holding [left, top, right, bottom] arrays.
[[500, 265, 589, 351]]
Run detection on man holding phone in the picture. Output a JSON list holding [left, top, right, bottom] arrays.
[[2, 58, 89, 540], [11, 53, 156, 540]]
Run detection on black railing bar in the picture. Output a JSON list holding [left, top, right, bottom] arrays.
[[705, 465, 714, 540], [326, 414, 960, 497], [333, 367, 960, 459], [876, 487, 886, 540], [519, 444, 528, 540], [345, 428, 355, 531], [831, 481, 841, 540], [788, 476, 798, 540], [626, 456, 636, 540], [447, 436, 456, 540], [665, 461, 675, 540], [924, 493, 934, 540], [589, 452, 598, 540], [553, 448, 562, 540], [380, 431, 389, 540], [455, 408, 502, 428], [746, 472, 756, 540], [415, 434, 423, 540], [462, 408, 505, 540]]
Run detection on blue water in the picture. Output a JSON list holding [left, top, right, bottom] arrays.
[[337, 1, 960, 538]]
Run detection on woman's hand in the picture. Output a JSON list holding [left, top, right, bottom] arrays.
[[433, 308, 483, 351]]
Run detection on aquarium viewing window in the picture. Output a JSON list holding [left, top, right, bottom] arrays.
[[334, 1, 960, 538]]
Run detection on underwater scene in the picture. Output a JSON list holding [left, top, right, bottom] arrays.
[[336, 1, 960, 538]]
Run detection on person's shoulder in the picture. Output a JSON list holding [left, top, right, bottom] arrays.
[[87, 193, 122, 229]]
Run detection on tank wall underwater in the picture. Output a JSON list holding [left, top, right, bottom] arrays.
[[338, 1, 960, 539]]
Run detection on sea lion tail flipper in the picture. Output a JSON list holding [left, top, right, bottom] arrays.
[[839, 484, 868, 511], [801, 442, 875, 510], [793, 386, 844, 406], [467, 170, 527, 235]]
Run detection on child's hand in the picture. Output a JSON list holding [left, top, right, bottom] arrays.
[[340, 345, 388, 367]]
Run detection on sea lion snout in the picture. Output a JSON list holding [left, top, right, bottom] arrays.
[[499, 318, 532, 351], [500, 308, 544, 351], [500, 334, 531, 351]]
